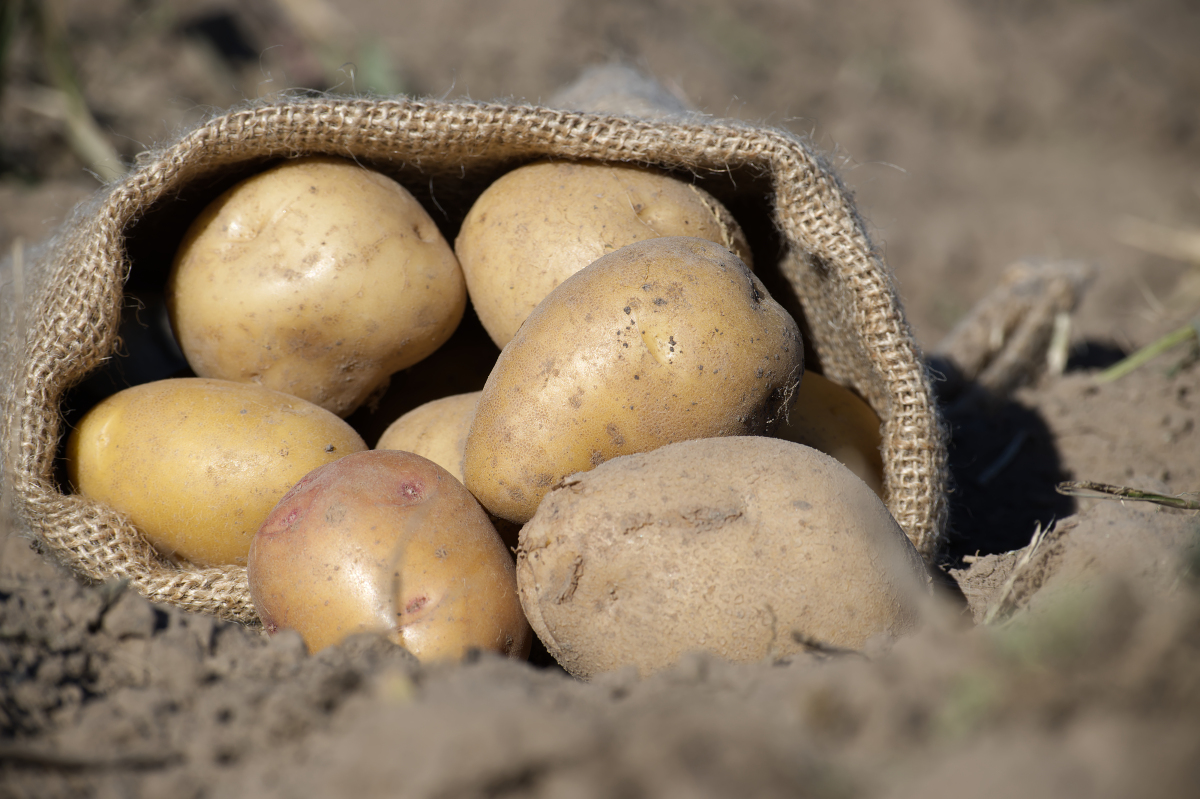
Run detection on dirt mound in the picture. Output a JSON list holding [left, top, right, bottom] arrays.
[[2, 490, 1197, 797], [945, 352, 1200, 561]]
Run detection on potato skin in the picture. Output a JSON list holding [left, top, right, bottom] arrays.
[[456, 160, 753, 347], [463, 236, 802, 524], [248, 450, 531, 661], [777, 372, 886, 499], [65, 378, 367, 567], [517, 437, 929, 679], [167, 156, 466, 417], [375, 391, 480, 484]]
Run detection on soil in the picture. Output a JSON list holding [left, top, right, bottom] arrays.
[[3, 0, 1200, 796]]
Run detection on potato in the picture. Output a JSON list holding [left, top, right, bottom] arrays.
[[517, 437, 929, 679], [777, 372, 886, 499], [374, 393, 529, 554], [65, 378, 367, 567], [456, 160, 753, 347], [375, 391, 480, 483], [167, 156, 466, 417], [463, 237, 803, 524], [248, 450, 531, 661], [346, 309, 499, 446]]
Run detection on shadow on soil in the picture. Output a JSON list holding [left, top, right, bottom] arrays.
[[936, 337, 1129, 566]]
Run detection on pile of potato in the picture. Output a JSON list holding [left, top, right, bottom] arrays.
[[66, 155, 928, 676]]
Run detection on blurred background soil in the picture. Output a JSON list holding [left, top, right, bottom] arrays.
[[4, 0, 1199, 350], [1, 0, 1199, 796]]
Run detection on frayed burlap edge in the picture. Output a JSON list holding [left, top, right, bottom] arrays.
[[3, 96, 948, 624]]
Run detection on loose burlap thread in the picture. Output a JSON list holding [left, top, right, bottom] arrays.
[[2, 97, 948, 624]]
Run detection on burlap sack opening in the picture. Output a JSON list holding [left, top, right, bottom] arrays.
[[3, 96, 948, 625]]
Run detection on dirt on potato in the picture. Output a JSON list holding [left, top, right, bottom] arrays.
[[3, 0, 1200, 796]]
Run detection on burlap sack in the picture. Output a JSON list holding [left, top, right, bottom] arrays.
[[2, 97, 948, 624]]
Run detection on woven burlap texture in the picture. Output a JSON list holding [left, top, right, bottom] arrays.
[[3, 97, 948, 625]]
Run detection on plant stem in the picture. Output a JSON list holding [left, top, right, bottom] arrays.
[[31, 0, 124, 179], [1095, 319, 1200, 383], [1055, 480, 1200, 511]]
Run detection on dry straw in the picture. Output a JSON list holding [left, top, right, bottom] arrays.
[[2, 97, 949, 623]]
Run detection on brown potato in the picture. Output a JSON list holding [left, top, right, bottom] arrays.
[[777, 372, 886, 499], [463, 237, 802, 524], [456, 160, 753, 347], [249, 450, 531, 661], [517, 437, 929, 679], [375, 391, 480, 484], [65, 378, 367, 567], [167, 156, 466, 417]]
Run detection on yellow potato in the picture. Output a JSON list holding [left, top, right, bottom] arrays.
[[463, 237, 803, 524], [249, 450, 531, 661], [777, 372, 886, 499], [65, 378, 367, 567], [518, 437, 929, 679], [455, 160, 753, 347], [375, 391, 480, 484], [167, 156, 466, 417]]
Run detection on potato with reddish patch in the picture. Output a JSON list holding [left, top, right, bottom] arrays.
[[249, 450, 531, 661]]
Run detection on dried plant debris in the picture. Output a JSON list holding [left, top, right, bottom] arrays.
[[1056, 480, 1200, 511], [932, 259, 1094, 406]]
